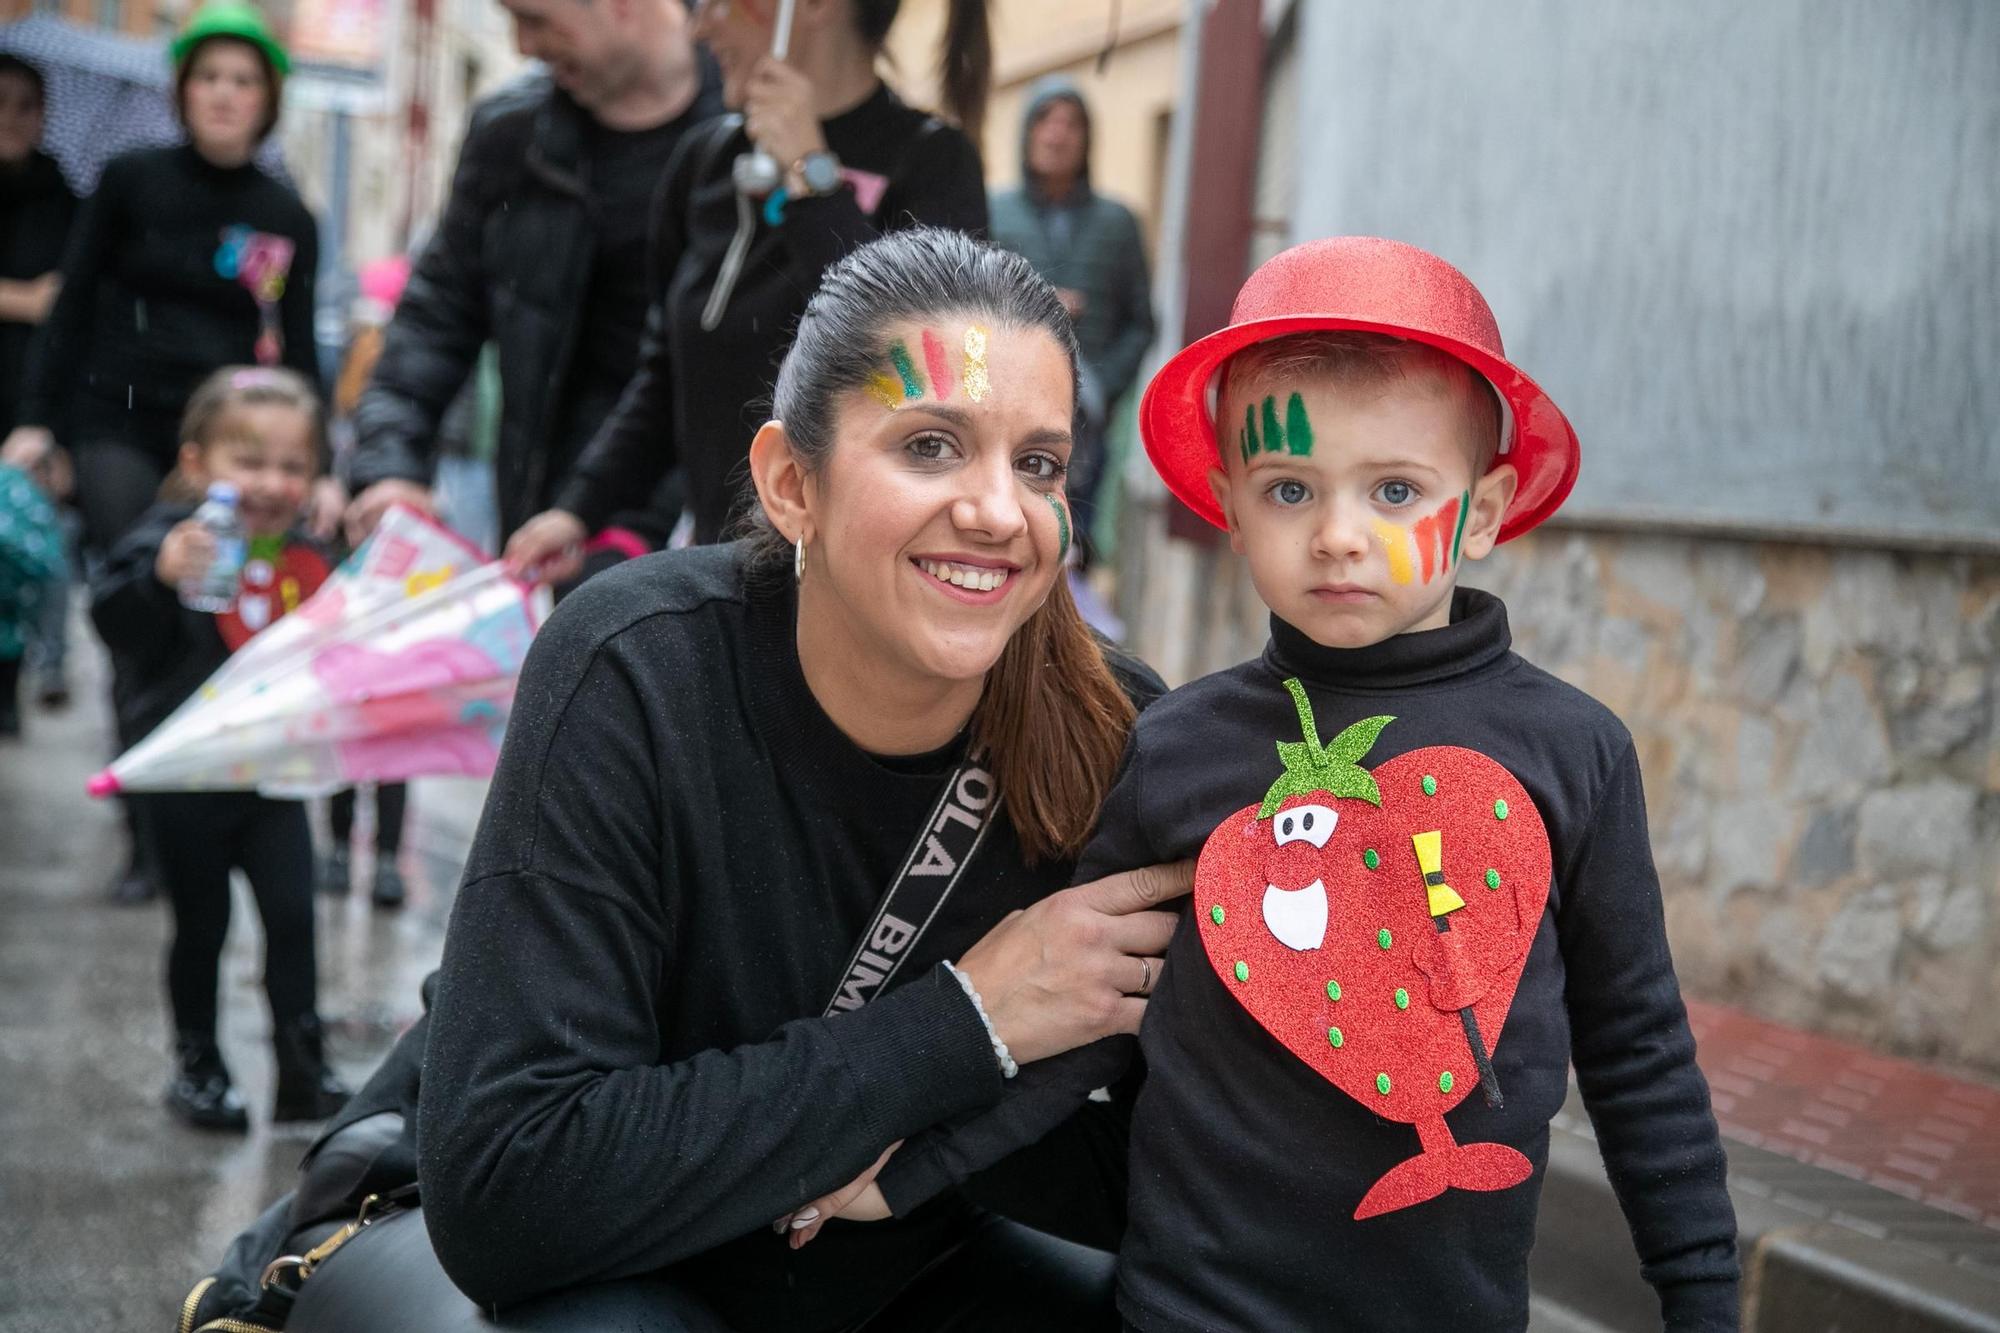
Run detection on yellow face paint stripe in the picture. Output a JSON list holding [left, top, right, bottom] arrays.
[[865, 372, 903, 410], [1372, 519, 1415, 585], [962, 325, 991, 402]]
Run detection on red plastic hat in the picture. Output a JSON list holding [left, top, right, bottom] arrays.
[[1141, 237, 1579, 543]]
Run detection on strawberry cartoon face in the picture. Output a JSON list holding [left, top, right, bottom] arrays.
[[1194, 678, 1554, 1218]]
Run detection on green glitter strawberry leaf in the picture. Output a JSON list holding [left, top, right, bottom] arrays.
[[1258, 679, 1391, 818]]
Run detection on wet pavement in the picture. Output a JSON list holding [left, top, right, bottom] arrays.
[[0, 607, 483, 1331]]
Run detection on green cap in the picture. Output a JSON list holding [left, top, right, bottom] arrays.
[[171, 2, 291, 78]]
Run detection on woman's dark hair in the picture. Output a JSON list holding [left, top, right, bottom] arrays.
[[0, 55, 47, 109], [756, 226, 1136, 864], [857, 0, 992, 145], [175, 37, 284, 143]]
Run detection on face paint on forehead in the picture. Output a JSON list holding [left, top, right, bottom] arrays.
[[1236, 392, 1314, 462], [962, 325, 991, 403]]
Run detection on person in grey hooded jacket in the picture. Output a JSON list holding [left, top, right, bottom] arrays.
[[988, 78, 1155, 561]]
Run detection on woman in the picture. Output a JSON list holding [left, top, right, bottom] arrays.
[[499, 0, 992, 573], [4, 0, 321, 903], [284, 231, 1182, 1331], [0, 55, 77, 722], [3, 0, 319, 555]]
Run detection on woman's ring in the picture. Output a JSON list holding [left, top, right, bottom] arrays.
[[1137, 956, 1153, 995]]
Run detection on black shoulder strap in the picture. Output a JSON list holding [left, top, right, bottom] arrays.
[[824, 751, 1001, 1016]]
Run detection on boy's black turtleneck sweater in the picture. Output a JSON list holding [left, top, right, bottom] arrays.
[[554, 84, 988, 544], [416, 542, 1160, 1327], [884, 588, 1740, 1331], [23, 144, 319, 447]]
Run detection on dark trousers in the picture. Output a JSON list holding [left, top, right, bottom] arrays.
[[72, 431, 174, 555], [287, 1205, 1115, 1332], [329, 784, 408, 856], [143, 790, 319, 1040]]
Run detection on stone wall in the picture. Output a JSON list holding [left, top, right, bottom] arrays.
[[1116, 507, 2000, 1073]]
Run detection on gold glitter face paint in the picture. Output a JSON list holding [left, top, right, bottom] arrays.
[[1372, 519, 1415, 585], [962, 325, 991, 402], [864, 373, 903, 409]]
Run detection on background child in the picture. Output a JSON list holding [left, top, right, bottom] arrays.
[[91, 366, 352, 1131], [822, 238, 1740, 1330], [0, 437, 66, 736]]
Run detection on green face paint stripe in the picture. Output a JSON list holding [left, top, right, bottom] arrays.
[[1045, 492, 1070, 559], [1261, 396, 1285, 457], [1450, 489, 1470, 563], [888, 341, 924, 399], [1284, 392, 1313, 456], [1244, 403, 1259, 457]]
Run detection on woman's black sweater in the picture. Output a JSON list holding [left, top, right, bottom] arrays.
[[416, 542, 1159, 1329], [551, 85, 987, 544], [22, 144, 319, 449], [0, 150, 77, 433]]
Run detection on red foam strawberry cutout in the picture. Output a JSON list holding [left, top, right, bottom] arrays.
[[216, 538, 330, 651], [1195, 678, 1553, 1219]]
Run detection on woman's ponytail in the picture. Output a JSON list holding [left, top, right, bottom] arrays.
[[938, 0, 992, 146]]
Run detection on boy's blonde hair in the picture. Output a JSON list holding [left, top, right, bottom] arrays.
[[1220, 331, 1503, 472]]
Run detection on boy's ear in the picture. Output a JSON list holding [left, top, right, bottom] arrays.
[[1459, 463, 1519, 562], [1207, 465, 1247, 555], [748, 420, 813, 545]]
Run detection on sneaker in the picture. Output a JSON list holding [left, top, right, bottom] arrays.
[[316, 846, 351, 898], [370, 855, 406, 909], [165, 1034, 249, 1133]]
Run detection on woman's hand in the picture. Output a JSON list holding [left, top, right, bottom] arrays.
[[503, 509, 589, 583], [743, 56, 828, 187], [955, 862, 1192, 1067], [305, 476, 349, 542], [155, 519, 216, 588], [343, 478, 434, 546], [776, 1141, 900, 1250]]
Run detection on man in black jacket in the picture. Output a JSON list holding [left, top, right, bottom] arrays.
[[343, 0, 720, 557]]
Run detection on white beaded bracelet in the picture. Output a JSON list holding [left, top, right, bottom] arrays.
[[946, 962, 1018, 1079]]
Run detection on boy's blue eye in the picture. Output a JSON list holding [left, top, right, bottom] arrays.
[[1269, 479, 1311, 507], [1376, 480, 1416, 506]]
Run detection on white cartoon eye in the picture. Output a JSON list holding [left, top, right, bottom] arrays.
[[1263, 879, 1329, 951], [1273, 803, 1337, 849]]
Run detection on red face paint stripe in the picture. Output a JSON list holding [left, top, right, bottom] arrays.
[[1411, 496, 1462, 585], [921, 329, 954, 400]]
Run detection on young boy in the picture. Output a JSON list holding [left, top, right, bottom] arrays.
[[855, 238, 1739, 1329]]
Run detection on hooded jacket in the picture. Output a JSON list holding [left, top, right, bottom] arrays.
[[348, 68, 720, 545], [0, 149, 76, 434], [988, 79, 1156, 420]]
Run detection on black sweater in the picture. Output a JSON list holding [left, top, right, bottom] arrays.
[[416, 542, 1160, 1328], [22, 144, 319, 448], [551, 84, 987, 544], [0, 150, 78, 434], [891, 589, 1739, 1331]]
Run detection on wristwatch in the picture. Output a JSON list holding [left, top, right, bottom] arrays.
[[793, 150, 844, 198]]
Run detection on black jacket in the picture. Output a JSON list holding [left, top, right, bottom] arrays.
[[0, 150, 77, 434], [348, 70, 720, 544], [21, 145, 319, 451]]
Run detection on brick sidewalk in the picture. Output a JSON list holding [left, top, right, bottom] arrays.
[[1689, 998, 2000, 1232]]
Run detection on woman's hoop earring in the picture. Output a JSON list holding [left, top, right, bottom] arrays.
[[794, 536, 807, 582]]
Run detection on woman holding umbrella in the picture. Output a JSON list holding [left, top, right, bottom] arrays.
[[492, 0, 993, 575], [4, 0, 323, 902]]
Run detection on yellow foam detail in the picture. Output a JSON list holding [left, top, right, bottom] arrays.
[[1410, 830, 1465, 917], [1373, 520, 1415, 585]]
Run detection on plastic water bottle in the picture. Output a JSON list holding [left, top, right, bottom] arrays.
[[179, 482, 246, 612]]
